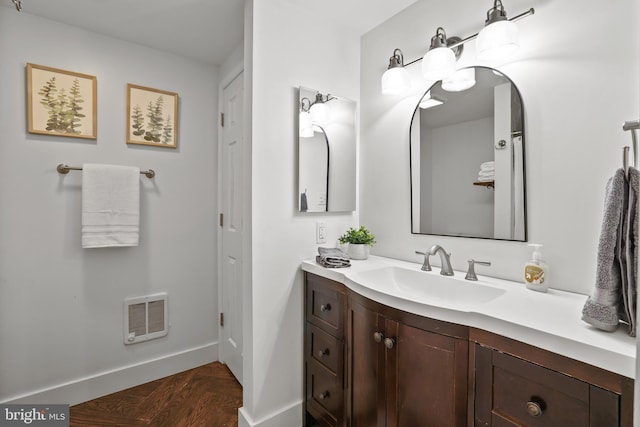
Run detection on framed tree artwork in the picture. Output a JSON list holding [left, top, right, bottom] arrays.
[[127, 84, 178, 148], [27, 63, 97, 139]]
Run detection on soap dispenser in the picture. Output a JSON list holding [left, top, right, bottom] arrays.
[[524, 244, 549, 292]]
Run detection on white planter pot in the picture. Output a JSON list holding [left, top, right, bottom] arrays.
[[348, 244, 370, 260]]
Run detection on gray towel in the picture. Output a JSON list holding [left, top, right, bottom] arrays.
[[622, 168, 639, 336], [582, 169, 626, 331], [317, 247, 350, 268]]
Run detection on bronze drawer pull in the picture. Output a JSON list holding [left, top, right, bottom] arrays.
[[319, 391, 330, 400], [373, 331, 384, 343], [526, 400, 543, 417], [320, 303, 332, 312], [318, 348, 330, 357], [384, 337, 396, 350]]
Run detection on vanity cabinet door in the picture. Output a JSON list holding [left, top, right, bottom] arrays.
[[347, 296, 468, 427], [474, 343, 625, 427], [386, 320, 468, 427], [348, 299, 385, 427]]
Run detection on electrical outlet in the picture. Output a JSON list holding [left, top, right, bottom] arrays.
[[316, 221, 327, 244]]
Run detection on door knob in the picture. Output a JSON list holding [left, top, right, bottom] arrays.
[[373, 331, 384, 343], [384, 337, 395, 349]]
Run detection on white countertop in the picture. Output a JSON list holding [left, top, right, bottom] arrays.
[[302, 255, 636, 378]]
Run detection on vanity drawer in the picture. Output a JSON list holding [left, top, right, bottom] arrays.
[[306, 323, 343, 375], [475, 344, 621, 426], [306, 359, 344, 426], [306, 273, 345, 336]]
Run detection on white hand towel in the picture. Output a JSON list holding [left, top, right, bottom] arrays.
[[82, 163, 140, 248]]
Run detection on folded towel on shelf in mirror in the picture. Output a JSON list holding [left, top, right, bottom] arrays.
[[480, 161, 495, 171]]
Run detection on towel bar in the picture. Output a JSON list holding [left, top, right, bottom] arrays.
[[57, 163, 155, 178], [623, 120, 639, 176]]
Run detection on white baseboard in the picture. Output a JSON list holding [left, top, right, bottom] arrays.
[[3, 341, 218, 406], [239, 400, 302, 427]]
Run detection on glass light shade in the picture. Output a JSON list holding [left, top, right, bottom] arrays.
[[381, 66, 411, 95], [310, 102, 330, 124], [442, 68, 476, 92], [477, 20, 519, 61], [422, 47, 456, 81], [299, 111, 313, 138]]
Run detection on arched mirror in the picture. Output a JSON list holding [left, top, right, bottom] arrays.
[[299, 126, 330, 211], [298, 86, 356, 212], [410, 66, 527, 240]]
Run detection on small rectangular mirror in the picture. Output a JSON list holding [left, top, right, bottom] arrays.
[[298, 86, 356, 212]]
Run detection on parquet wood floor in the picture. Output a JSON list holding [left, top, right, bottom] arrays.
[[70, 362, 242, 427]]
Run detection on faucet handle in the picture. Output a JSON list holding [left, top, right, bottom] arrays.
[[465, 259, 491, 281], [415, 250, 432, 271]]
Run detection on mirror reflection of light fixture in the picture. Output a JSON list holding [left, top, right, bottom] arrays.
[[422, 27, 458, 82], [381, 48, 411, 95], [419, 91, 445, 109], [380, 1, 534, 95], [442, 68, 476, 92], [477, 0, 519, 61], [299, 97, 314, 138], [309, 92, 331, 124]]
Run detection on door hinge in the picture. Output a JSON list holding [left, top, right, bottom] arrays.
[[220, 112, 224, 127], [219, 213, 224, 227], [220, 312, 224, 327]]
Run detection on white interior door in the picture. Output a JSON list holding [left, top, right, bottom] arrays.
[[219, 71, 244, 384]]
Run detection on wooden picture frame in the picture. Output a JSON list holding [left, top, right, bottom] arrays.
[[27, 63, 97, 139], [126, 84, 178, 148]]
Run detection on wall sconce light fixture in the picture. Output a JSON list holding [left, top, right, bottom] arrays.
[[381, 49, 411, 95], [300, 92, 335, 137], [477, 0, 520, 61], [309, 92, 332, 124], [381, 0, 534, 94], [299, 97, 314, 138], [422, 27, 460, 82]]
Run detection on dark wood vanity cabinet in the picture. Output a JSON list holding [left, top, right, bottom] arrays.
[[304, 272, 635, 427], [347, 292, 469, 427], [304, 273, 347, 427], [471, 329, 634, 427]]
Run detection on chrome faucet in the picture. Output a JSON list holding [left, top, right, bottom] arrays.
[[429, 245, 454, 276]]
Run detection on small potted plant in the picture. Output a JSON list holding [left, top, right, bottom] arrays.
[[338, 226, 376, 260]]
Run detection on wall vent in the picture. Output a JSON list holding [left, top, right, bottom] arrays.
[[124, 293, 168, 344]]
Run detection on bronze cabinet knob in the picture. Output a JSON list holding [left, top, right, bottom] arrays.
[[384, 337, 396, 350], [526, 401, 543, 417]]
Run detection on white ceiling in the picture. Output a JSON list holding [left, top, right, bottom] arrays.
[[2, 0, 417, 66]]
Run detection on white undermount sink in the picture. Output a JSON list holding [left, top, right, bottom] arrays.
[[346, 265, 506, 308]]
